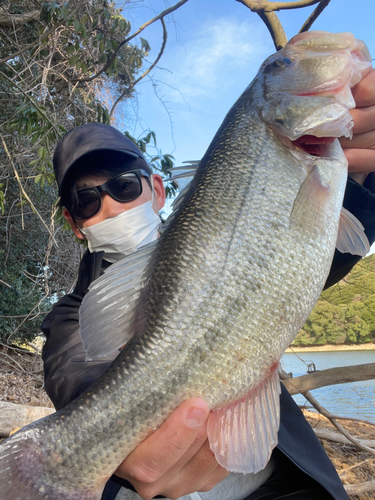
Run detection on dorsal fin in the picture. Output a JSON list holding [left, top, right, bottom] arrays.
[[167, 161, 200, 189], [79, 241, 157, 360], [159, 161, 201, 236], [167, 161, 200, 210]]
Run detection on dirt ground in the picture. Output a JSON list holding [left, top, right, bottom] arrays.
[[0, 344, 53, 408], [0, 344, 374, 498]]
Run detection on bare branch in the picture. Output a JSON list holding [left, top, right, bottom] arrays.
[[257, 10, 287, 50], [0, 10, 40, 27], [299, 0, 331, 32], [110, 18, 168, 117], [345, 481, 375, 496], [0, 313, 49, 318], [0, 402, 54, 438], [327, 414, 375, 427], [236, 0, 321, 12], [303, 391, 375, 456], [0, 69, 61, 138], [282, 363, 375, 395], [236, 0, 332, 49], [0, 279, 12, 289], [0, 134, 58, 246], [0, 1, 86, 66], [71, 0, 189, 84], [272, 0, 321, 9], [313, 427, 375, 449]]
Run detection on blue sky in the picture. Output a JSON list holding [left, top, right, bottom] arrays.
[[115, 0, 375, 167]]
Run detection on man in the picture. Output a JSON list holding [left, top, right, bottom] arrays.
[[42, 69, 375, 500]]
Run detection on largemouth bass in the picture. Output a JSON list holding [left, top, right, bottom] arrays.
[[0, 31, 372, 500]]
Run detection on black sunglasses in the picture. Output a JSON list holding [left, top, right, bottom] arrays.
[[65, 169, 152, 220]]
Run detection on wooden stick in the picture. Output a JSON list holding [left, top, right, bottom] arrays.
[[0, 402, 54, 438], [282, 363, 375, 395], [313, 427, 375, 449], [345, 481, 375, 496]]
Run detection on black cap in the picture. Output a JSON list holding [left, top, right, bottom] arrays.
[[53, 123, 151, 195]]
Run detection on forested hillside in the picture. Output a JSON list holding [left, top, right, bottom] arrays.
[[293, 254, 375, 346]]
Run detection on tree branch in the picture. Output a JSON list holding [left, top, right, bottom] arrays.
[[0, 1, 86, 66], [235, 0, 331, 49], [0, 134, 58, 247], [313, 427, 375, 449], [345, 481, 375, 496], [0, 279, 12, 289], [110, 18, 168, 117], [0, 313, 49, 318], [299, 0, 331, 32], [257, 10, 287, 50], [0, 402, 54, 438], [71, 0, 189, 84], [0, 10, 40, 27], [282, 363, 375, 395], [0, 69, 61, 138], [236, 0, 321, 12], [303, 390, 375, 456]]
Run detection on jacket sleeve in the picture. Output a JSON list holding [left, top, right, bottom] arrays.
[[277, 385, 349, 500], [41, 250, 112, 410], [325, 174, 375, 289]]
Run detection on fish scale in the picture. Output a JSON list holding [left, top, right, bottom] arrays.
[[0, 31, 372, 499]]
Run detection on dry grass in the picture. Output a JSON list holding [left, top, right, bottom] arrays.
[[303, 409, 375, 499]]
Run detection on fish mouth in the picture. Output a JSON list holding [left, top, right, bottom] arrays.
[[292, 135, 337, 157]]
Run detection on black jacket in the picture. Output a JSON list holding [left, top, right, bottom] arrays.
[[42, 177, 375, 500]]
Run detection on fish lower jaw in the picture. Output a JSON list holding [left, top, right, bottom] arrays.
[[292, 135, 337, 157], [278, 132, 346, 162]]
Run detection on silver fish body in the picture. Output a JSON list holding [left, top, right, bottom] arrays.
[[0, 31, 372, 500]]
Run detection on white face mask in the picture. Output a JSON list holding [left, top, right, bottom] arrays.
[[80, 200, 161, 263]]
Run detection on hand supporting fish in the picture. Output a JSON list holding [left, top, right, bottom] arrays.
[[0, 31, 373, 500]]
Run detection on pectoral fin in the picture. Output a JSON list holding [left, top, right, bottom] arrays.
[[79, 241, 157, 360], [289, 165, 330, 231], [207, 368, 281, 474], [336, 207, 370, 256]]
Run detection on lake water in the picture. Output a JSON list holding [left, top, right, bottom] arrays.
[[282, 350, 375, 421]]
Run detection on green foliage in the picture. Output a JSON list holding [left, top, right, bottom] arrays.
[[0, 1, 174, 344], [292, 254, 375, 347], [124, 131, 178, 199]]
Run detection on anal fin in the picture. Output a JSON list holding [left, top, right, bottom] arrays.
[[207, 368, 281, 474]]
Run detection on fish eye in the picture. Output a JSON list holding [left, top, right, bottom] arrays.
[[263, 56, 292, 73], [271, 58, 291, 69]]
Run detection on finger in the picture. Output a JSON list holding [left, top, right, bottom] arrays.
[[125, 429, 212, 500], [162, 439, 230, 497], [116, 398, 209, 484], [344, 148, 375, 174], [352, 69, 375, 107], [340, 130, 375, 150], [196, 461, 230, 493], [348, 105, 375, 134]]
